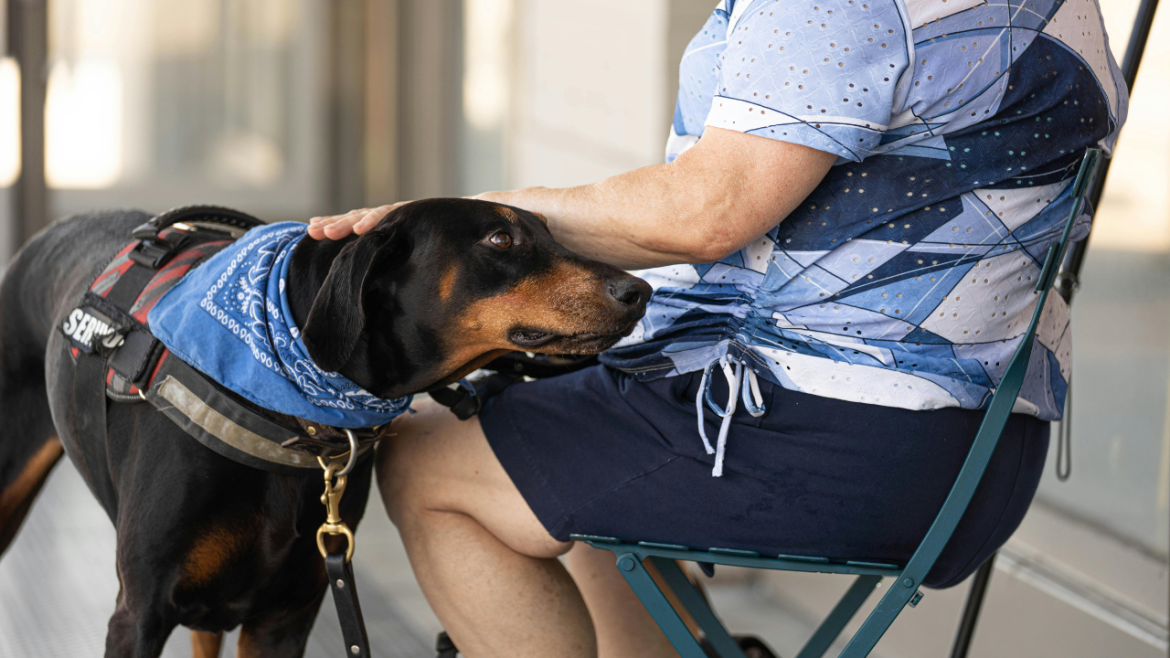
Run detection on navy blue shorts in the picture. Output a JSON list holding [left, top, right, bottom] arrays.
[[478, 365, 1048, 588]]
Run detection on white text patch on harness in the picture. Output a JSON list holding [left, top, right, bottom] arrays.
[[62, 306, 124, 353]]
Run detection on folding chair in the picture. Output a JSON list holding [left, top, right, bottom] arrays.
[[574, 146, 1103, 658]]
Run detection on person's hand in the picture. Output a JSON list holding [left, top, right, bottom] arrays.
[[307, 202, 409, 240]]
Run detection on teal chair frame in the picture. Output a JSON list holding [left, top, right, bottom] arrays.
[[574, 149, 1103, 658]]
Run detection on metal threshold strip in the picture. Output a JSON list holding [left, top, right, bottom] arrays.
[[994, 545, 1168, 651]]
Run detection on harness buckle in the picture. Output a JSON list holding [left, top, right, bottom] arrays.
[[128, 234, 185, 269], [430, 378, 482, 420]]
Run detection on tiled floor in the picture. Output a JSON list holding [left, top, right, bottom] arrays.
[[0, 457, 834, 658], [0, 462, 435, 658]]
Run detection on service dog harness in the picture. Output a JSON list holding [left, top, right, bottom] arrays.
[[64, 206, 382, 657]]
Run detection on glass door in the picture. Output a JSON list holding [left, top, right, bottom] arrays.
[[43, 0, 330, 223]]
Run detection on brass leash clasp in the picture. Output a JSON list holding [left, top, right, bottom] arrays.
[[316, 429, 360, 562]]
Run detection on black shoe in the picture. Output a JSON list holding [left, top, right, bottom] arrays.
[[436, 631, 458, 658], [700, 634, 780, 658]]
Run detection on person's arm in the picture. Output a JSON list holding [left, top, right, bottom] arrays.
[[308, 127, 836, 270]]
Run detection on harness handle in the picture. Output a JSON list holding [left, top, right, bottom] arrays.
[[129, 205, 265, 268], [132, 205, 264, 242]]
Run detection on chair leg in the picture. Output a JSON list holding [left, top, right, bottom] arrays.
[[613, 552, 710, 658], [647, 557, 747, 658], [949, 552, 996, 658], [794, 575, 882, 658], [835, 574, 919, 657]]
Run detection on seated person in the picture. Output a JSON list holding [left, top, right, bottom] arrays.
[[311, 0, 1126, 655]]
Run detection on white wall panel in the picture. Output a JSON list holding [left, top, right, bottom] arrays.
[[511, 0, 670, 188]]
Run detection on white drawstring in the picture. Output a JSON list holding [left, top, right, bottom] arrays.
[[696, 354, 766, 477], [695, 361, 718, 456]]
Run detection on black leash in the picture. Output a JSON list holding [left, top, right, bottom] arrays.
[[316, 435, 375, 657], [327, 553, 371, 657]]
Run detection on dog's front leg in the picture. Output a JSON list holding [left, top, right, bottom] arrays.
[[104, 585, 176, 658], [191, 629, 224, 658], [236, 587, 327, 658]]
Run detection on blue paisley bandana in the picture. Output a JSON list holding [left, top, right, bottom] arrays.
[[148, 222, 412, 428]]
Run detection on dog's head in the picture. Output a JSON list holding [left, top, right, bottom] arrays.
[[296, 198, 650, 399]]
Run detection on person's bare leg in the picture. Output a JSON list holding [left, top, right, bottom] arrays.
[[565, 543, 679, 658], [377, 399, 596, 658]]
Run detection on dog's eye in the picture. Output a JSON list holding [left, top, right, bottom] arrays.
[[489, 232, 513, 249]]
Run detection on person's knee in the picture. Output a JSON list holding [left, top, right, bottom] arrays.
[[374, 402, 572, 560], [522, 533, 574, 560], [374, 421, 427, 528], [375, 399, 490, 527]]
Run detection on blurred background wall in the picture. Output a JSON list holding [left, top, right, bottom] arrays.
[[0, 1, 1165, 656]]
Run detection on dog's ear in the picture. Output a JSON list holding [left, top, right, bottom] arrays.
[[301, 227, 403, 372]]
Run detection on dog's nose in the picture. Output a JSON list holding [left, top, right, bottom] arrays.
[[608, 277, 651, 309]]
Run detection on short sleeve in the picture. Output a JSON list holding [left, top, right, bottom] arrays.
[[706, 0, 910, 162]]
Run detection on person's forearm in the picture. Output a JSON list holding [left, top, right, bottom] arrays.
[[478, 163, 730, 270], [478, 131, 834, 270]]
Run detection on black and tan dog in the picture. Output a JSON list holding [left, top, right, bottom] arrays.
[[0, 198, 649, 657]]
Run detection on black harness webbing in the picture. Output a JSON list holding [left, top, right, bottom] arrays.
[[143, 356, 320, 473], [71, 255, 160, 508], [429, 352, 600, 420]]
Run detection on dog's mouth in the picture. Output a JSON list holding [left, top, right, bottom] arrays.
[[507, 321, 638, 354], [507, 327, 559, 348]]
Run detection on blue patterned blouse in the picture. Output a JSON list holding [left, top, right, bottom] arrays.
[[602, 0, 1127, 422]]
